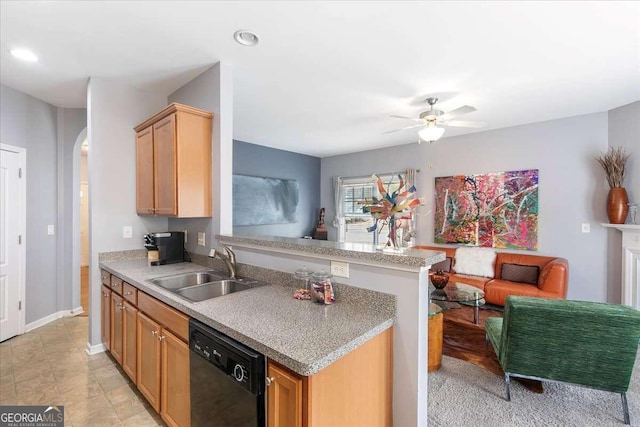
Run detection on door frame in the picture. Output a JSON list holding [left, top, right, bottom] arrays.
[[0, 143, 27, 336], [72, 128, 87, 314]]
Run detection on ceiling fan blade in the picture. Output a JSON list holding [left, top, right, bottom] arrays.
[[382, 123, 424, 134], [443, 120, 487, 128], [440, 105, 477, 120], [390, 114, 423, 123]]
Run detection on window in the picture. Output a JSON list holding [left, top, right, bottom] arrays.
[[340, 174, 401, 244]]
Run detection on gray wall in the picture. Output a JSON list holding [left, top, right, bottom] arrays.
[[1, 84, 58, 323], [606, 100, 640, 303], [87, 77, 168, 346], [167, 63, 234, 256], [0, 85, 87, 323], [233, 140, 321, 238], [321, 112, 610, 302]]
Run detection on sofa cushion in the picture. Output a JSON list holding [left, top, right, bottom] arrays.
[[484, 279, 540, 306], [501, 263, 540, 285], [447, 273, 491, 290], [454, 247, 497, 278], [431, 257, 452, 273]]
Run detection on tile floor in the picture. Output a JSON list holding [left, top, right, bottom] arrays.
[[0, 316, 165, 426]]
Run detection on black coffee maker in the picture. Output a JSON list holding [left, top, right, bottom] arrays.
[[144, 232, 185, 265]]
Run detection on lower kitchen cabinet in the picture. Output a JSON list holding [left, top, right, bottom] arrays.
[[137, 311, 162, 411], [122, 301, 138, 383], [267, 327, 393, 427], [136, 294, 190, 427], [101, 285, 111, 350], [161, 328, 190, 427], [110, 293, 124, 365], [267, 363, 304, 427]]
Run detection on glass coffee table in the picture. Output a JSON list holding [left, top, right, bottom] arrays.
[[430, 282, 485, 325]]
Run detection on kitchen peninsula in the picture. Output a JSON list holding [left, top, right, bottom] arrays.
[[217, 234, 444, 427], [99, 236, 443, 427]]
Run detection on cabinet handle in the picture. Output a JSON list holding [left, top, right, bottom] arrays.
[[118, 303, 125, 310], [104, 293, 109, 298], [125, 291, 132, 296], [158, 335, 166, 341], [266, 377, 274, 387], [151, 330, 158, 336]]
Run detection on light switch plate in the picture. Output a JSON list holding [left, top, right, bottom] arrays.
[[197, 232, 206, 246], [123, 226, 133, 238], [47, 224, 55, 235], [581, 223, 590, 233], [331, 261, 349, 278]]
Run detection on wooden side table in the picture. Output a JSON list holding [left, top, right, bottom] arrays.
[[428, 302, 443, 372]]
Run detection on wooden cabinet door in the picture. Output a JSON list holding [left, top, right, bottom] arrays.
[[267, 362, 303, 427], [137, 311, 162, 411], [101, 286, 111, 350], [136, 126, 155, 215], [122, 301, 138, 383], [110, 293, 124, 365], [160, 328, 190, 427], [153, 114, 177, 216]]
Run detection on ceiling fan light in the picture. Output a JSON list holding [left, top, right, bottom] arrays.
[[418, 126, 445, 142]]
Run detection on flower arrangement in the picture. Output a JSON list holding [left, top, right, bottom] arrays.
[[596, 146, 630, 188], [362, 173, 421, 249]]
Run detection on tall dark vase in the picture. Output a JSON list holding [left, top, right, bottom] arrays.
[[607, 187, 629, 224]]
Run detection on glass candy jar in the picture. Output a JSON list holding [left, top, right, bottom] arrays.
[[310, 270, 334, 304]]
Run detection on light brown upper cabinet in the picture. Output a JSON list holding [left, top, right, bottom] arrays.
[[134, 103, 213, 217]]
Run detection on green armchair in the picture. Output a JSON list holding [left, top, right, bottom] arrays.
[[485, 296, 640, 425]]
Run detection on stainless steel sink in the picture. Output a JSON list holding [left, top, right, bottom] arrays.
[[175, 279, 254, 302], [150, 271, 266, 302], [150, 271, 225, 290]]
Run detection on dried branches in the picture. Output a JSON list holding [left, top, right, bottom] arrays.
[[596, 146, 630, 188]]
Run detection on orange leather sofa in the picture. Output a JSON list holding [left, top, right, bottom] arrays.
[[414, 245, 569, 306]]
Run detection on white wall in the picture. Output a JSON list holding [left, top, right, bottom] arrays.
[[87, 77, 168, 346], [57, 108, 87, 312], [167, 63, 234, 255], [322, 112, 610, 302], [606, 100, 640, 303]]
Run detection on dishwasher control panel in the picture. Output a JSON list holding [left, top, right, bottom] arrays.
[[189, 319, 265, 394]]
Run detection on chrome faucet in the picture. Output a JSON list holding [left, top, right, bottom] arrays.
[[209, 245, 237, 279]]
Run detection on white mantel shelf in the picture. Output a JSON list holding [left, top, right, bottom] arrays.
[[602, 223, 640, 309], [601, 223, 640, 231]]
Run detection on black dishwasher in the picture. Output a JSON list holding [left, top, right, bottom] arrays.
[[189, 319, 266, 427]]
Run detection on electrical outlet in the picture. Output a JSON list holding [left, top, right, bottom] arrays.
[[581, 223, 590, 233], [47, 225, 55, 236], [184, 230, 188, 243], [331, 261, 349, 278], [197, 232, 206, 246], [123, 226, 133, 238]]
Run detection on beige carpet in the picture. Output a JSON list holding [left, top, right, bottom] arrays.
[[428, 352, 640, 426]]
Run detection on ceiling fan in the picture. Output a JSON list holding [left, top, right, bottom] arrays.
[[386, 97, 486, 143]]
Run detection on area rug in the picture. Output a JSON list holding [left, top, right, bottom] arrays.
[[428, 352, 640, 426]]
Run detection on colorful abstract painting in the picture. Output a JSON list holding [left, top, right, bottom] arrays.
[[434, 169, 539, 250]]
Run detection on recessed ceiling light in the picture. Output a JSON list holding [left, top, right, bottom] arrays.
[[233, 30, 259, 46], [10, 48, 38, 62]]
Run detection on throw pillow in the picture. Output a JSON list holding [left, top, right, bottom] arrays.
[[431, 257, 452, 273], [501, 263, 540, 285], [454, 247, 497, 278]]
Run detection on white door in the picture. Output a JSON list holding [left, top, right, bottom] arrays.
[[0, 149, 22, 341]]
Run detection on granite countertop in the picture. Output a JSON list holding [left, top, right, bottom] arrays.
[[99, 258, 395, 376], [217, 234, 445, 270]]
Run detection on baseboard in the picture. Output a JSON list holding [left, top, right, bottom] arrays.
[[25, 308, 84, 332], [69, 305, 85, 316], [86, 342, 107, 355]]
